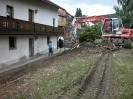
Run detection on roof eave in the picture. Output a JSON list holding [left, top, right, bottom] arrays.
[[42, 0, 65, 10]]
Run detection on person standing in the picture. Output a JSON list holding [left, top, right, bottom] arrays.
[[48, 41, 53, 56], [58, 35, 64, 53]]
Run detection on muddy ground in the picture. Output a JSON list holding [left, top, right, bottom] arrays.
[[0, 42, 133, 99]]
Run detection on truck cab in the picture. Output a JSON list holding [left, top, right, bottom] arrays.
[[102, 18, 123, 34]]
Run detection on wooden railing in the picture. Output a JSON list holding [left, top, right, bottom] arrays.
[[46, 25, 53, 33], [18, 20, 34, 31], [35, 23, 45, 32], [54, 27, 60, 33], [0, 16, 18, 30], [0, 16, 64, 35]]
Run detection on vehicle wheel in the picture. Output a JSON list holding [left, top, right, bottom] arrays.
[[127, 38, 131, 49], [123, 38, 131, 49], [123, 39, 128, 48]]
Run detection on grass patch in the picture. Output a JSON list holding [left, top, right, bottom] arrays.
[[95, 38, 103, 43], [113, 55, 133, 99], [7, 54, 100, 99], [131, 41, 133, 48]]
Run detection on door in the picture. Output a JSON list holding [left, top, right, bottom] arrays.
[[29, 38, 34, 57], [47, 36, 50, 44], [29, 9, 33, 22]]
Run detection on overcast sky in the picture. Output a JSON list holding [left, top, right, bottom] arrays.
[[52, 0, 118, 16]]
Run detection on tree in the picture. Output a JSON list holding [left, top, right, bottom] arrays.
[[78, 22, 102, 43], [115, 0, 133, 28], [113, 5, 123, 18], [90, 22, 102, 38], [78, 31, 96, 43], [84, 22, 102, 38], [78, 8, 82, 17], [75, 8, 82, 17], [75, 8, 79, 17]]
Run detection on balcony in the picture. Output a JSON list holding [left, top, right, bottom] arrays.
[[0, 16, 64, 35]]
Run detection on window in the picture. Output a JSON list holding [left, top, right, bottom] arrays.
[[7, 5, 13, 18], [9, 37, 16, 49], [53, 18, 55, 27], [61, 17, 64, 22], [113, 19, 123, 30], [29, 9, 34, 22]]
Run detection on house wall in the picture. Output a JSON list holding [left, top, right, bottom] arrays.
[[0, 0, 58, 27], [0, 0, 60, 67], [0, 35, 57, 67], [34, 35, 57, 55], [58, 16, 66, 26]]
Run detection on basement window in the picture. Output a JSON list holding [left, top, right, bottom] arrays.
[[9, 37, 17, 50]]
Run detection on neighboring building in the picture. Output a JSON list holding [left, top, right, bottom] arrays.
[[58, 8, 66, 27], [0, 0, 64, 67], [58, 9, 74, 39]]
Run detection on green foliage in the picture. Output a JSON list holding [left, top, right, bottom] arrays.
[[75, 8, 82, 17], [78, 22, 102, 43], [84, 23, 102, 35], [84, 25, 91, 32], [90, 22, 102, 38], [114, 0, 133, 28], [77, 29, 84, 37], [66, 18, 72, 26], [78, 32, 96, 43], [81, 23, 88, 28]]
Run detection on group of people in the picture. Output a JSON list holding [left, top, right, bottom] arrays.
[[48, 35, 64, 56]]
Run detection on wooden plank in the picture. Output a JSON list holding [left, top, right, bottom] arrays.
[[18, 20, 34, 31], [35, 23, 45, 32]]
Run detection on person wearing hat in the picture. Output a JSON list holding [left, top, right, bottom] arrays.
[[48, 41, 53, 56]]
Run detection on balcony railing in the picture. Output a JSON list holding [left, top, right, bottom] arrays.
[[0, 16, 64, 35]]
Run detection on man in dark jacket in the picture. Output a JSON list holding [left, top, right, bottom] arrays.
[[58, 35, 64, 53]]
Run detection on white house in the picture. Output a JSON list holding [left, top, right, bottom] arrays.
[[0, 0, 64, 67]]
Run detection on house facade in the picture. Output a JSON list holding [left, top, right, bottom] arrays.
[[0, 0, 64, 67], [58, 9, 74, 38], [58, 9, 66, 27]]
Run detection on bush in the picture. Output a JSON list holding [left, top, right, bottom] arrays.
[[78, 32, 96, 43]]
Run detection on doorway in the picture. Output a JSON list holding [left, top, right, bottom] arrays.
[[47, 36, 50, 44], [29, 38, 34, 57]]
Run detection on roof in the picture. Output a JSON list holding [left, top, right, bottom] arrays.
[[58, 9, 66, 17], [42, 0, 65, 10]]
